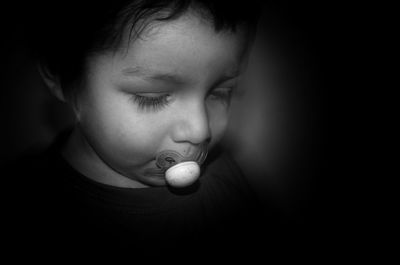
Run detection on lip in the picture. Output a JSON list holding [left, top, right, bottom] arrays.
[[143, 174, 167, 186], [143, 167, 165, 177], [139, 166, 167, 186]]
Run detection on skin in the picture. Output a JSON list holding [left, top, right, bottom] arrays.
[[59, 12, 249, 188]]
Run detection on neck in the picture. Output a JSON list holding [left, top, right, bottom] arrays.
[[61, 126, 148, 188]]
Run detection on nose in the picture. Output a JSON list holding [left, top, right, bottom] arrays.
[[171, 101, 211, 145]]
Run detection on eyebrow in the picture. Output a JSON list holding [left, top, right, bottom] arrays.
[[121, 67, 187, 85], [218, 71, 241, 83], [121, 66, 241, 86]]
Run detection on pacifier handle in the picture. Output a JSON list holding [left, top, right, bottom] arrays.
[[155, 145, 208, 188], [165, 161, 200, 188]]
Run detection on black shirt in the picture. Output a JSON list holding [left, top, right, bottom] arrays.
[[4, 131, 266, 255]]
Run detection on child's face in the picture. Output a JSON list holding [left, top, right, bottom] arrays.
[[73, 12, 248, 187]]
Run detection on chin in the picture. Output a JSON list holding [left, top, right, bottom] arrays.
[[136, 174, 167, 187]]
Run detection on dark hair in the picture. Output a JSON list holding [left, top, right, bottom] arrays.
[[27, 0, 261, 97]]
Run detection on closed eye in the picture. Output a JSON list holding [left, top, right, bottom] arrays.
[[130, 93, 171, 111], [208, 87, 234, 105]]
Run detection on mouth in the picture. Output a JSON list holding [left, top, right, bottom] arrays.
[[143, 144, 208, 179], [142, 167, 165, 177]]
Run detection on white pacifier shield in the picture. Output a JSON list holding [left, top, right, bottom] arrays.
[[165, 161, 200, 188]]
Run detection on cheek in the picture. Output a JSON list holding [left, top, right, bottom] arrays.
[[114, 120, 166, 157], [208, 105, 230, 144], [78, 92, 168, 165]]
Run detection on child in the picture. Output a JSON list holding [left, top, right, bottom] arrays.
[[7, 0, 267, 254]]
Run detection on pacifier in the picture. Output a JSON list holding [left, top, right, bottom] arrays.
[[155, 144, 208, 188]]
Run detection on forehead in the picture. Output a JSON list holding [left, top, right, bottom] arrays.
[[99, 12, 249, 85]]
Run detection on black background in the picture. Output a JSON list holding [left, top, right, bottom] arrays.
[[1, 0, 339, 253]]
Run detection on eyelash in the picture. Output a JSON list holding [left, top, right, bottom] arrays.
[[130, 94, 170, 111], [130, 88, 234, 111], [209, 88, 234, 104]]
